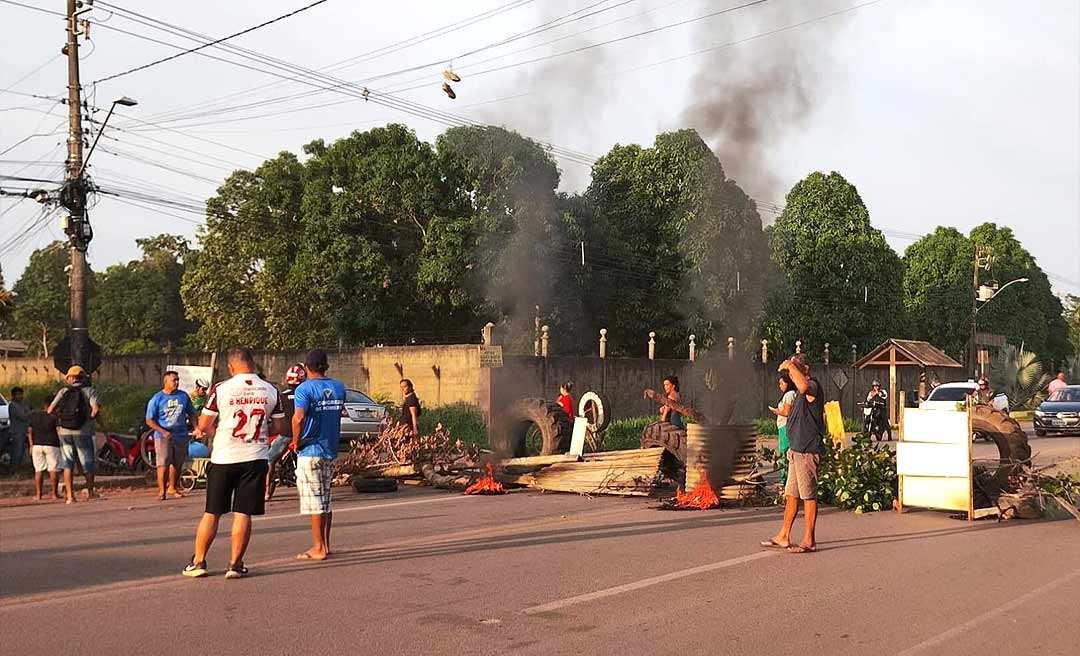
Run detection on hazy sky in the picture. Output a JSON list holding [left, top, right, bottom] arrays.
[[1, 0, 1077, 297]]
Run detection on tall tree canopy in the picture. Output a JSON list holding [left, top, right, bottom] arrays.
[[89, 234, 196, 353], [901, 226, 972, 362], [582, 129, 769, 356], [762, 171, 906, 358], [11, 241, 72, 356]]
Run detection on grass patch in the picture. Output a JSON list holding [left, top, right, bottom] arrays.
[[418, 402, 488, 448], [9, 382, 157, 433], [602, 416, 653, 451]]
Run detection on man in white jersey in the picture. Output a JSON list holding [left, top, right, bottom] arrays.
[[182, 349, 284, 579]]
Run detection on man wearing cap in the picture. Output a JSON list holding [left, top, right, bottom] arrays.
[[48, 366, 101, 501], [761, 353, 825, 554], [292, 349, 345, 561], [145, 370, 198, 500]]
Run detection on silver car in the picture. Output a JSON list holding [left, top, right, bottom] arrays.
[[340, 389, 387, 440], [0, 391, 9, 432]]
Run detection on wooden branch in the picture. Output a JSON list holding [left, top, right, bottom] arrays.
[[643, 389, 708, 423]]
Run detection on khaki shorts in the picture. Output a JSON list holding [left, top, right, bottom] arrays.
[[154, 436, 189, 467], [31, 445, 67, 472], [785, 451, 820, 500]]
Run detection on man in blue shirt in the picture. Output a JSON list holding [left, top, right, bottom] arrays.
[[291, 349, 345, 561], [145, 371, 197, 500]]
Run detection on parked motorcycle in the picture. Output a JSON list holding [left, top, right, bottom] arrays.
[[96, 432, 150, 473]]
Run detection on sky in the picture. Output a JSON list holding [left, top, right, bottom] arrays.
[[1, 0, 1078, 297]]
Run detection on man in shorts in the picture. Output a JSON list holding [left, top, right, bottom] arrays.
[[145, 371, 198, 500], [48, 366, 101, 499], [761, 353, 825, 554], [28, 399, 69, 501], [291, 349, 345, 561], [182, 349, 284, 579]]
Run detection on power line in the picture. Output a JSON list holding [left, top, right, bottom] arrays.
[[0, 0, 63, 18], [93, 0, 336, 84]]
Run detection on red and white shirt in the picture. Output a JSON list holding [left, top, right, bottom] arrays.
[[202, 374, 284, 465]]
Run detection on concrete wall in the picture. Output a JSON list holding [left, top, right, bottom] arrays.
[[0, 346, 481, 407]]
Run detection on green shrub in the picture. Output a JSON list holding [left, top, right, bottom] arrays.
[[418, 402, 487, 448], [755, 417, 779, 436], [9, 382, 157, 433], [602, 416, 653, 451], [817, 432, 898, 513]]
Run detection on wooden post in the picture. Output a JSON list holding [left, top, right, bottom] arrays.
[[889, 345, 897, 426], [483, 322, 495, 345], [897, 390, 905, 514], [599, 329, 607, 359], [540, 325, 549, 358], [761, 339, 768, 363], [824, 343, 830, 366], [795, 340, 802, 354], [648, 332, 656, 360], [688, 335, 696, 362]]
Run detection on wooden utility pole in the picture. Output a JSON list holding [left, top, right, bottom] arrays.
[[63, 0, 91, 370]]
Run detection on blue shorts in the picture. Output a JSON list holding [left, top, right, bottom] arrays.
[[267, 436, 290, 464], [58, 434, 97, 473]]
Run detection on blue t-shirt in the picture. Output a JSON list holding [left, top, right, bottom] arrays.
[[145, 390, 196, 441], [294, 377, 346, 459]]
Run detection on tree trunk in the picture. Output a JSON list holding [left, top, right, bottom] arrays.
[[40, 324, 48, 358]]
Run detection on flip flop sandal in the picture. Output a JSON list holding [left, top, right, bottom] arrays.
[[786, 545, 817, 554], [760, 539, 789, 548]]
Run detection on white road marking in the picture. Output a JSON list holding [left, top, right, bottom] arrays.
[[896, 567, 1080, 655], [252, 494, 471, 522], [521, 550, 777, 615]]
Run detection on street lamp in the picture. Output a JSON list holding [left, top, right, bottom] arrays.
[[78, 95, 138, 177], [970, 277, 1029, 376]]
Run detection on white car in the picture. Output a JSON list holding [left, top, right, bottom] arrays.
[[0, 390, 9, 431], [920, 381, 1009, 413]]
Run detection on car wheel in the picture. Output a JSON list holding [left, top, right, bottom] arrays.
[[1034, 429, 1046, 437]]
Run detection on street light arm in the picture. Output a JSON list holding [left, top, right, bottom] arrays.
[[77, 102, 115, 179], [975, 277, 1029, 315]]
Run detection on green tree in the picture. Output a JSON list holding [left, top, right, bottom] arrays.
[[901, 227, 972, 362], [0, 266, 13, 334], [968, 223, 1069, 365], [1065, 294, 1080, 358], [762, 171, 907, 357], [11, 241, 71, 356], [580, 129, 770, 356], [89, 234, 196, 353]]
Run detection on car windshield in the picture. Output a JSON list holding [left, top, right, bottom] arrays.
[[345, 389, 375, 405], [928, 386, 973, 402], [1048, 388, 1080, 402], [0, 394, 7, 406]]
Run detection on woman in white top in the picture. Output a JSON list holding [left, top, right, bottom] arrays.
[[769, 372, 798, 485]]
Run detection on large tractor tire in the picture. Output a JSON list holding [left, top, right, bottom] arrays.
[[971, 405, 1031, 505], [494, 398, 573, 458], [640, 421, 688, 462]]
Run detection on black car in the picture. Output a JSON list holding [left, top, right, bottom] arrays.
[[1033, 385, 1080, 436]]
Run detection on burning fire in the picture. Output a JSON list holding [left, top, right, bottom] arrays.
[[674, 472, 720, 509], [464, 463, 506, 495]]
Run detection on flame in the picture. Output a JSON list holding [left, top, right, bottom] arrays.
[[464, 463, 506, 495], [674, 471, 720, 509]]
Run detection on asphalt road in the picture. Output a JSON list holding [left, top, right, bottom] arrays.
[[2, 439, 1078, 656]]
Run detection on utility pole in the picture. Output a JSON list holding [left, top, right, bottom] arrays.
[[970, 245, 992, 378], [62, 0, 91, 370]]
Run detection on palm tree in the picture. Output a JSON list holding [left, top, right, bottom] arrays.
[[990, 344, 1051, 409]]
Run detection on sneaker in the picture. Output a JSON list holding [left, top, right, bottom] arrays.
[[225, 562, 248, 579], [182, 559, 208, 578]]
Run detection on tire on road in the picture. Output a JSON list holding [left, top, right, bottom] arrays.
[[971, 405, 1031, 502], [493, 398, 573, 458], [351, 477, 398, 493], [640, 421, 688, 462], [578, 391, 612, 434]]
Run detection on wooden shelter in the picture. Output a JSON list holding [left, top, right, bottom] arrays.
[[855, 339, 963, 423]]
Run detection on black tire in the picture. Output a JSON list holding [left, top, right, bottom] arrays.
[[640, 421, 688, 462], [1034, 429, 1046, 437], [351, 477, 398, 493], [971, 405, 1031, 498], [493, 398, 573, 458], [578, 392, 612, 433]]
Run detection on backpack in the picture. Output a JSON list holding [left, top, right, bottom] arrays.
[[56, 386, 90, 430]]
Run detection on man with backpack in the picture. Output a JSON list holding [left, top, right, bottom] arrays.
[[48, 366, 101, 501]]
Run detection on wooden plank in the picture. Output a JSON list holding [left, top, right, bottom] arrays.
[[902, 409, 970, 444], [497, 454, 581, 467], [901, 476, 971, 512], [896, 443, 970, 477]]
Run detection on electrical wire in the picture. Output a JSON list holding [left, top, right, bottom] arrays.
[[93, 0, 337, 84]]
